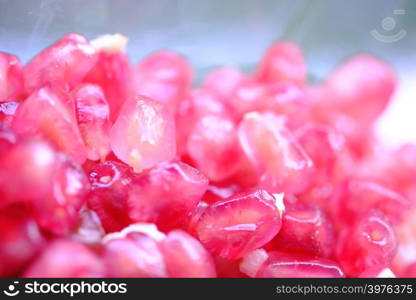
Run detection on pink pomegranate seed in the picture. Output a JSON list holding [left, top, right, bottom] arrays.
[[86, 34, 133, 121], [127, 161, 208, 231], [12, 87, 88, 164], [256, 41, 306, 86], [109, 95, 176, 172], [25, 240, 105, 278], [73, 84, 111, 161], [201, 67, 245, 100], [256, 251, 344, 278], [0, 52, 24, 102], [180, 200, 208, 237], [0, 206, 45, 276], [336, 210, 397, 277], [0, 101, 19, 127], [228, 80, 269, 117], [238, 111, 314, 194], [324, 54, 396, 124], [330, 179, 410, 227], [87, 161, 136, 232], [203, 184, 242, 204], [102, 224, 168, 277], [187, 115, 243, 181], [196, 189, 283, 259], [135, 50, 193, 111], [270, 204, 335, 258], [24, 33, 97, 93], [160, 230, 216, 277]]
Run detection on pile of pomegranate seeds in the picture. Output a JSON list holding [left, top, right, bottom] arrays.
[[0, 33, 415, 278]]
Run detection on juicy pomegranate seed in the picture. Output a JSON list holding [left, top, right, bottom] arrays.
[[187, 115, 242, 181], [201, 67, 245, 100], [135, 51, 193, 111], [110, 95, 176, 172], [336, 210, 397, 277], [87, 34, 133, 121], [160, 230, 216, 277], [0, 206, 45, 276], [256, 41, 306, 86], [0, 52, 24, 102], [256, 251, 344, 278], [24, 240, 105, 278], [12, 87, 88, 164], [238, 111, 314, 194], [24, 33, 97, 93], [270, 204, 335, 258], [196, 189, 283, 259], [73, 84, 111, 161], [228, 80, 269, 117]]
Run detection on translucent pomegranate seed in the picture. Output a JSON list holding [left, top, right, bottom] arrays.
[[87, 34, 133, 121], [256, 41, 306, 86], [270, 204, 335, 258], [330, 179, 410, 227], [180, 200, 208, 237], [336, 210, 397, 276], [214, 255, 247, 278], [0, 101, 19, 127], [0, 206, 45, 276], [12, 87, 88, 165], [0, 52, 24, 102], [24, 33, 97, 93], [228, 80, 269, 117], [87, 161, 136, 232], [102, 224, 168, 277], [187, 115, 242, 181], [73, 84, 111, 161], [25, 240, 105, 278], [135, 51, 193, 111], [256, 251, 344, 278], [109, 95, 176, 172], [238, 111, 314, 194], [160, 230, 216, 277], [203, 184, 242, 204], [127, 161, 208, 231], [71, 208, 105, 246], [325, 54, 396, 123], [196, 189, 283, 259], [239, 248, 269, 278], [201, 67, 245, 100]]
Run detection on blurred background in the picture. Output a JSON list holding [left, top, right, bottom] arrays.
[[0, 0, 415, 146]]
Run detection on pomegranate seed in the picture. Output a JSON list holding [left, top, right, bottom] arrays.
[[160, 230, 216, 277], [73, 84, 111, 161], [24, 33, 97, 93], [0, 206, 45, 276], [336, 210, 397, 277], [256, 251, 344, 278], [196, 189, 283, 259], [87, 34, 133, 121], [270, 204, 335, 258], [256, 41, 306, 86], [71, 208, 105, 246], [214, 255, 247, 278], [187, 115, 242, 181], [12, 87, 88, 165], [110, 95, 176, 172], [238, 111, 314, 194], [0, 52, 24, 102], [201, 67, 245, 100], [203, 184, 242, 204], [25, 240, 104, 278], [228, 80, 269, 117]]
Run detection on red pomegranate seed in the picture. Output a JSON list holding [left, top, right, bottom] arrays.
[[256, 251, 344, 278], [109, 95, 176, 172], [86, 34, 133, 121], [0, 206, 45, 276], [336, 210, 397, 277], [270, 204, 335, 258], [12, 87, 88, 164], [135, 51, 193, 111], [228, 80, 269, 117], [24, 33, 97, 93], [238, 111, 314, 194], [73, 84, 111, 161], [160, 230, 216, 277], [196, 189, 283, 259], [214, 255, 247, 278], [187, 115, 242, 181], [102, 223, 168, 277], [0, 52, 24, 102], [201, 67, 245, 100], [24, 240, 105, 278], [256, 41, 306, 86]]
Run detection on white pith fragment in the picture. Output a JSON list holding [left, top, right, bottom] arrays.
[[102, 223, 166, 243], [273, 193, 285, 218], [239, 248, 269, 278], [377, 268, 396, 278], [90, 34, 128, 54]]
